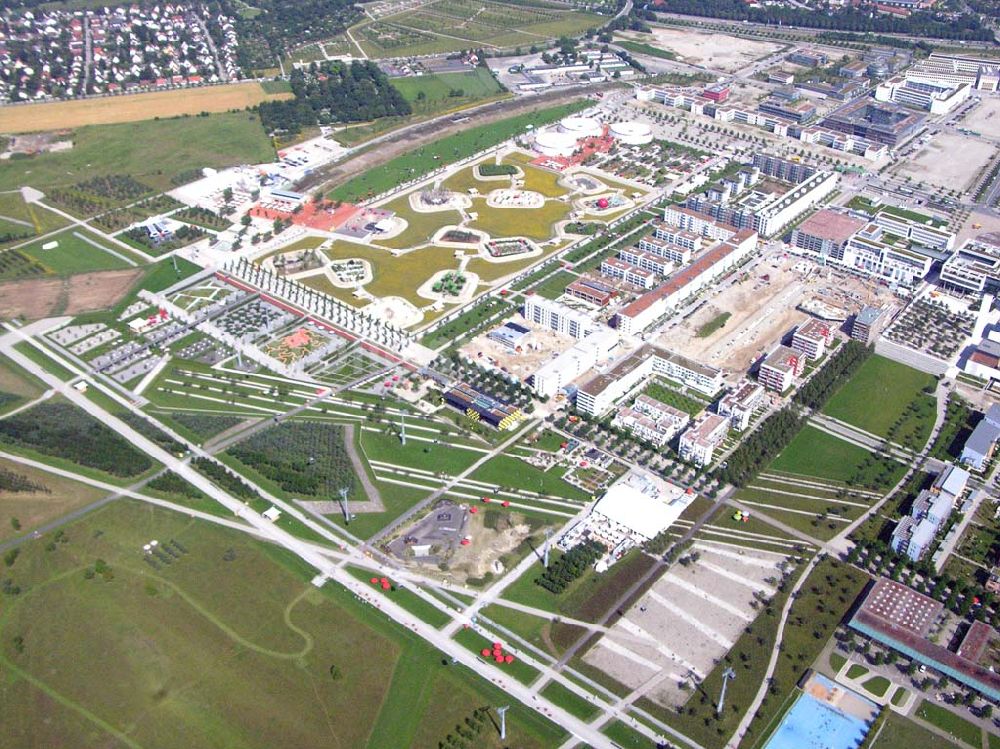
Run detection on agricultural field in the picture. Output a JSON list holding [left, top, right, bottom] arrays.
[[352, 0, 602, 58], [0, 112, 275, 194], [822, 355, 936, 446], [0, 501, 565, 749], [0, 83, 293, 133]]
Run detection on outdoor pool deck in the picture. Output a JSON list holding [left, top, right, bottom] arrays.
[[764, 673, 878, 749]]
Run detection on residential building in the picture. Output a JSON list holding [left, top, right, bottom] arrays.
[[759, 96, 817, 124], [613, 395, 690, 447], [851, 305, 887, 344], [679, 413, 730, 466], [618, 247, 674, 276], [960, 403, 1000, 471], [890, 463, 969, 559], [792, 318, 834, 360], [758, 345, 805, 392], [873, 208, 955, 251], [615, 230, 758, 335], [716, 381, 765, 431], [905, 53, 1000, 92], [523, 296, 594, 339], [532, 328, 619, 398], [601, 258, 657, 289], [661, 206, 736, 241], [752, 153, 818, 184], [939, 240, 1000, 296], [575, 345, 723, 416]]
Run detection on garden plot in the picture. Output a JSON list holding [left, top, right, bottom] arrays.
[[261, 326, 338, 366], [583, 544, 789, 708], [169, 278, 238, 313], [616, 27, 782, 74], [885, 294, 974, 361]]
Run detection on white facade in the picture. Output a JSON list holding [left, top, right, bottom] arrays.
[[523, 296, 595, 339], [717, 381, 765, 431], [532, 328, 619, 398], [679, 413, 730, 466], [875, 76, 971, 114]]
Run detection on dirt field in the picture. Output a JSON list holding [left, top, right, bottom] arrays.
[[0, 457, 106, 543], [962, 97, 1000, 140], [0, 268, 142, 319], [0, 83, 293, 133], [459, 315, 578, 383], [656, 252, 891, 376], [895, 132, 995, 191], [619, 28, 782, 74]]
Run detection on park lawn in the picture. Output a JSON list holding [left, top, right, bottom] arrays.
[[372, 195, 462, 250], [822, 355, 936, 442], [643, 381, 707, 416], [603, 720, 657, 748], [531, 269, 576, 299], [540, 680, 600, 721], [876, 712, 964, 748], [829, 651, 847, 673], [327, 102, 587, 203], [0, 499, 565, 749], [915, 700, 982, 747], [511, 161, 572, 199], [452, 627, 541, 685], [19, 226, 143, 275], [359, 426, 482, 475], [890, 686, 909, 707], [0, 355, 45, 411], [345, 567, 451, 628], [469, 454, 588, 500], [862, 675, 891, 697], [613, 38, 677, 60], [0, 112, 275, 193], [421, 297, 513, 349], [468, 196, 570, 241], [0, 456, 106, 542], [770, 425, 903, 485], [847, 663, 869, 679], [466, 239, 572, 282]]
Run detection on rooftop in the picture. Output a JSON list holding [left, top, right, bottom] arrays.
[[796, 209, 866, 243]]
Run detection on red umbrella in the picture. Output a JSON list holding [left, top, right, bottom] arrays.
[[493, 641, 502, 649], [381, 581, 391, 590], [460, 539, 470, 546], [501, 500, 510, 508], [505, 654, 514, 663], [469, 507, 478, 514], [495, 655, 505, 663], [482, 497, 491, 503], [481, 648, 491, 657], [370, 577, 379, 584]]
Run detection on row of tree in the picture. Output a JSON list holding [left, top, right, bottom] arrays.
[[793, 340, 870, 410], [653, 0, 994, 41]]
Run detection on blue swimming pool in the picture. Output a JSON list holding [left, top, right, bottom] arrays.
[[763, 675, 876, 749]]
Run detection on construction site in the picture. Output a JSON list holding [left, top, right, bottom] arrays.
[[658, 249, 895, 376]]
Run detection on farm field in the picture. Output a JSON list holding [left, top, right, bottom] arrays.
[[0, 501, 565, 749], [391, 68, 507, 117], [0, 82, 293, 133], [0, 112, 276, 193], [352, 0, 601, 58], [822, 355, 937, 443]]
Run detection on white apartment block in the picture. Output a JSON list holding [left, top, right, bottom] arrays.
[[662, 206, 736, 241], [791, 319, 834, 360], [523, 296, 595, 339], [717, 381, 765, 431], [873, 210, 955, 251], [532, 328, 619, 398], [601, 258, 657, 289], [618, 247, 674, 276], [759, 345, 805, 392], [905, 53, 1000, 92], [875, 77, 971, 114], [679, 413, 730, 466], [576, 344, 723, 416], [613, 394, 690, 447]]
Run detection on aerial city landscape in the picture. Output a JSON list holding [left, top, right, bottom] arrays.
[[2, 0, 1000, 747]]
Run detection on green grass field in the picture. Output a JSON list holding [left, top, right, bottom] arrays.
[[468, 454, 588, 500], [328, 102, 586, 202], [613, 39, 678, 60], [915, 700, 982, 747], [822, 355, 936, 443], [19, 227, 143, 274], [0, 112, 275, 193], [875, 712, 964, 748], [770, 426, 896, 484], [0, 457, 106, 543], [392, 69, 506, 115], [0, 500, 565, 748]]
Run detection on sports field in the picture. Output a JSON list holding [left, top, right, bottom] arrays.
[[0, 112, 276, 193], [0, 82, 293, 133], [822, 355, 936, 443], [392, 68, 507, 116], [0, 500, 565, 748]]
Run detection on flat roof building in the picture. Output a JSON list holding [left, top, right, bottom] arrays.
[[792, 318, 834, 361], [758, 345, 805, 392], [821, 98, 925, 147], [678, 413, 729, 466], [852, 305, 887, 344]]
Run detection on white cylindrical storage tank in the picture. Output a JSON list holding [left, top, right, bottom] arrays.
[[533, 129, 579, 157], [558, 115, 602, 139], [610, 121, 653, 145]]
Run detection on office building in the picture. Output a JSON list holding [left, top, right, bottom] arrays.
[[792, 209, 866, 262], [851, 306, 887, 344], [821, 98, 925, 147], [875, 76, 971, 114], [939, 239, 1000, 296]]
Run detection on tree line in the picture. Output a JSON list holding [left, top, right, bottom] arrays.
[[535, 539, 605, 594], [793, 340, 870, 410], [653, 0, 994, 41], [257, 60, 412, 137]]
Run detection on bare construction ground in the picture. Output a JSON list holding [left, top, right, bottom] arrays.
[[459, 316, 578, 383], [0, 268, 142, 320], [658, 253, 892, 376], [619, 28, 782, 74], [962, 97, 1000, 140], [895, 132, 995, 191], [583, 544, 788, 708]]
